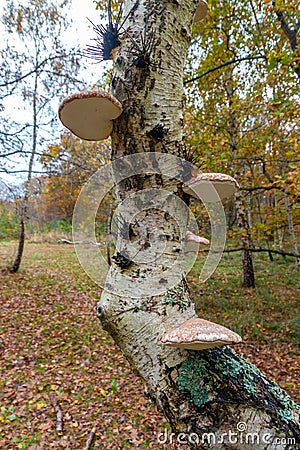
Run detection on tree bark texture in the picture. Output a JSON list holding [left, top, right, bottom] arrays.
[[98, 1, 300, 447], [284, 193, 300, 268], [224, 67, 255, 289], [11, 217, 25, 273], [11, 63, 38, 273]]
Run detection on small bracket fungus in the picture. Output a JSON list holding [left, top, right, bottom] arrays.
[[185, 231, 210, 253], [193, 0, 208, 22], [183, 172, 239, 202], [161, 318, 242, 350], [58, 90, 122, 141]]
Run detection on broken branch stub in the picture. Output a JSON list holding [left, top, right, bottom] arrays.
[[185, 231, 210, 253]]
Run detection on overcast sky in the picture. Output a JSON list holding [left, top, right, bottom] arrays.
[[0, 0, 111, 185], [0, 0, 103, 44], [0, 0, 110, 83], [64, 0, 105, 46]]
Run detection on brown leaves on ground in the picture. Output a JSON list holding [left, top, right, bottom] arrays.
[[0, 244, 183, 450], [0, 243, 299, 449]]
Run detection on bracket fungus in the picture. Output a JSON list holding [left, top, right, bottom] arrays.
[[183, 172, 239, 202], [185, 231, 210, 253], [193, 0, 208, 22], [161, 318, 242, 350], [58, 90, 122, 141]]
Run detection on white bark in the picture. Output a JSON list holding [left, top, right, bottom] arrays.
[[97, 1, 300, 447]]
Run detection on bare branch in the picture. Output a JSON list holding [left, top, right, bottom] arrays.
[[0, 169, 46, 174], [0, 52, 76, 88], [82, 426, 97, 450], [184, 55, 266, 85], [272, 1, 300, 78], [49, 394, 63, 435], [202, 247, 300, 259], [242, 184, 282, 193]]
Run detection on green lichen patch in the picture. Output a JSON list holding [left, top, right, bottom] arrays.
[[161, 285, 189, 309], [176, 346, 300, 429], [214, 348, 300, 423], [266, 379, 300, 424], [176, 352, 217, 407], [211, 348, 258, 396]]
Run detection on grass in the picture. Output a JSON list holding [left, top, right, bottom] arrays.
[[0, 242, 175, 450], [188, 251, 300, 345], [0, 241, 299, 449]]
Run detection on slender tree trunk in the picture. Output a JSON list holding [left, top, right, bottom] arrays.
[[284, 193, 300, 268], [247, 192, 253, 228], [11, 218, 25, 273], [235, 190, 255, 288], [224, 67, 255, 288], [256, 194, 273, 262], [274, 195, 286, 256], [11, 63, 38, 273], [273, 1, 300, 79], [98, 1, 299, 447]]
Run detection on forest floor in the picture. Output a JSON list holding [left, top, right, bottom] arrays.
[[0, 242, 299, 449]]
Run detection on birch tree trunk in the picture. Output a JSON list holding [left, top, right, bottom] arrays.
[[11, 66, 38, 273], [98, 1, 300, 447]]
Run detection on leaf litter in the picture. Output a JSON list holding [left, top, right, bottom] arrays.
[[0, 243, 298, 449]]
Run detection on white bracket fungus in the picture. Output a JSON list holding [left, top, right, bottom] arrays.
[[185, 231, 210, 253], [193, 0, 208, 22], [161, 318, 242, 350], [183, 172, 239, 202], [58, 90, 122, 141]]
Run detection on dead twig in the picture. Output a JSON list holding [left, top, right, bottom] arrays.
[[57, 238, 105, 246], [82, 426, 97, 450], [50, 393, 63, 435], [57, 238, 81, 245]]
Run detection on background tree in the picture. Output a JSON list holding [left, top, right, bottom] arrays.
[[0, 0, 82, 272], [0, 181, 20, 241], [184, 0, 300, 278], [272, 0, 300, 79]]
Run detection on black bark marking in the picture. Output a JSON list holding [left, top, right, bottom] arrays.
[[147, 124, 169, 141], [112, 251, 133, 268]]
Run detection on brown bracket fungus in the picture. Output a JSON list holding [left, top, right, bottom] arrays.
[[161, 318, 242, 350], [193, 0, 208, 22], [185, 231, 210, 253], [183, 172, 239, 202], [58, 90, 122, 141]]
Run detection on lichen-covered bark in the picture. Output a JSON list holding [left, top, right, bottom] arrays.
[[98, 1, 300, 448]]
